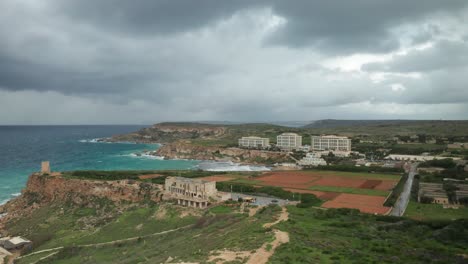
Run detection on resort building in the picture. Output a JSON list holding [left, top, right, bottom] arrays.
[[276, 133, 302, 151], [164, 177, 218, 208], [238, 136, 270, 149], [298, 152, 327, 166], [311, 135, 352, 152]]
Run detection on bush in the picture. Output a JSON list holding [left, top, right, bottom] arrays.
[[419, 196, 434, 204], [297, 194, 321, 208], [420, 158, 456, 169], [307, 165, 403, 174], [384, 174, 408, 207]]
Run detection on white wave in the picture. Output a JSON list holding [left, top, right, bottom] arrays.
[[78, 138, 106, 143], [127, 153, 165, 160], [198, 161, 271, 172], [11, 193, 21, 197]]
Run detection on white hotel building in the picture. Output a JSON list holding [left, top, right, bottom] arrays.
[[311, 135, 351, 152], [238, 136, 270, 148], [277, 133, 302, 151]]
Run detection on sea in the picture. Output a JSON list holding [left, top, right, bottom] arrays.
[[0, 125, 269, 205]]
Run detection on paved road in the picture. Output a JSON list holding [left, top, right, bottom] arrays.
[[230, 193, 289, 206], [390, 163, 418, 216]]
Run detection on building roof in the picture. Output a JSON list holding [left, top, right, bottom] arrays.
[[314, 135, 349, 139], [278, 133, 300, 136], [7, 236, 31, 245], [169, 176, 211, 184], [240, 136, 268, 139]]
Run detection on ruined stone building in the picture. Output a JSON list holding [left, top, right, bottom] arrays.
[[41, 161, 50, 174], [164, 177, 218, 208]]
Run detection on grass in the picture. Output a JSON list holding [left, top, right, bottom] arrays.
[[25, 205, 282, 264], [304, 170, 401, 181], [308, 186, 389, 197], [404, 201, 468, 221], [270, 206, 468, 264], [209, 205, 235, 214]]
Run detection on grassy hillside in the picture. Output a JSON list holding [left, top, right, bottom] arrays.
[[271, 207, 468, 264], [13, 202, 468, 264], [304, 120, 468, 136]]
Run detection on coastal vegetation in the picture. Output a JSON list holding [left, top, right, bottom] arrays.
[[10, 196, 468, 263], [271, 206, 468, 263]]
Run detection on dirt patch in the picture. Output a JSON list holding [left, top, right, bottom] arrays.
[[246, 230, 289, 264], [359, 180, 382, 189], [207, 250, 250, 264], [322, 193, 390, 214], [249, 206, 262, 217], [199, 175, 236, 182], [208, 206, 290, 264], [263, 207, 288, 228], [154, 206, 167, 220], [138, 174, 164, 180]]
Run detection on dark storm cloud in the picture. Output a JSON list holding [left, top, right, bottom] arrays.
[[54, 0, 263, 36], [54, 1, 468, 53], [267, 0, 468, 53], [363, 40, 468, 73], [0, 0, 467, 123]]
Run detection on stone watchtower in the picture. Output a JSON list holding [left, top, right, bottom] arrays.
[[41, 161, 51, 174]]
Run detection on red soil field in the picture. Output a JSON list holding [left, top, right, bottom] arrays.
[[311, 177, 366, 188], [257, 171, 397, 191], [359, 180, 382, 189], [375, 181, 397, 190], [283, 188, 341, 200], [199, 175, 236, 182], [256, 171, 320, 189], [138, 174, 164, 180], [322, 193, 390, 214]]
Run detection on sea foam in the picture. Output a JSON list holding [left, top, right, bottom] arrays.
[[197, 161, 271, 172]]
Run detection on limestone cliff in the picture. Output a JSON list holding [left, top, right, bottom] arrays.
[[0, 173, 163, 231], [108, 123, 227, 143], [155, 142, 291, 164]]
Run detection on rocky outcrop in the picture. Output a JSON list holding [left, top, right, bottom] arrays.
[[0, 174, 163, 231], [108, 123, 227, 143], [156, 142, 290, 164]]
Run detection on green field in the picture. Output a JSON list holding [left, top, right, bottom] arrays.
[[10, 200, 468, 264], [270, 206, 468, 264], [404, 201, 468, 221], [308, 186, 389, 196], [15, 203, 281, 264], [304, 170, 401, 181]]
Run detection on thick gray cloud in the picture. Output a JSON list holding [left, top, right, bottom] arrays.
[[54, 0, 262, 36], [363, 40, 468, 73], [0, 0, 467, 124], [267, 0, 468, 53]]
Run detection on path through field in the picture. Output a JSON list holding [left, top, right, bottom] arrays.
[[209, 206, 290, 264], [246, 207, 289, 264]]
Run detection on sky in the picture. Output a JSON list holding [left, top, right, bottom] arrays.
[[1, 0, 468, 125]]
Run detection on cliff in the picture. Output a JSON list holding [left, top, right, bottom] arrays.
[[155, 142, 291, 164], [0, 173, 163, 231], [108, 123, 227, 143]]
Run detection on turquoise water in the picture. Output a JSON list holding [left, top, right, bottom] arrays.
[[0, 126, 199, 205]]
